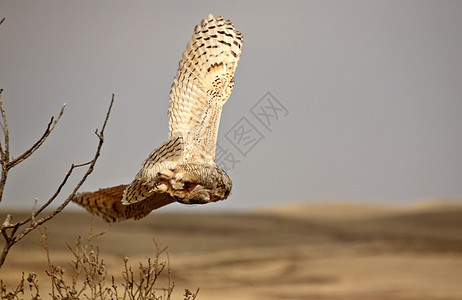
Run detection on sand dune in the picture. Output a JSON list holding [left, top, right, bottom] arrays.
[[1, 202, 462, 299]]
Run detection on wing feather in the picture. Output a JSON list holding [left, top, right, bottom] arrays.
[[73, 185, 175, 222], [168, 14, 243, 163], [122, 136, 183, 205]]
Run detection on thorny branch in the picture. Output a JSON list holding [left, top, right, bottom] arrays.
[[0, 92, 115, 269]]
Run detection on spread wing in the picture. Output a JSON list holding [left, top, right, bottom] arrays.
[[168, 14, 243, 163]]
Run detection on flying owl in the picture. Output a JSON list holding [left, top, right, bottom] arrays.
[[72, 14, 243, 222]]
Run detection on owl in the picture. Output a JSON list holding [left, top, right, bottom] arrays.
[[72, 14, 243, 222]]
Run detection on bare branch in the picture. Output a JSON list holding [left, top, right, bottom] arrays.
[[13, 94, 114, 243], [99, 93, 114, 138], [0, 18, 4, 26], [0, 89, 10, 204], [27, 164, 75, 221], [0, 225, 17, 267], [0, 89, 9, 151], [0, 92, 66, 204], [0, 94, 115, 270], [8, 103, 66, 169], [73, 160, 93, 168], [1, 214, 12, 228], [10, 162, 78, 230], [87, 215, 112, 242], [31, 198, 38, 225]]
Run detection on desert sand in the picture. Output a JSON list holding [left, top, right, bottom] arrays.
[[1, 201, 462, 299]]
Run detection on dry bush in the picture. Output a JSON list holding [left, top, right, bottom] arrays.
[[0, 221, 199, 300]]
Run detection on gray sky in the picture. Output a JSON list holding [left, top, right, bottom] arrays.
[[1, 1, 461, 212]]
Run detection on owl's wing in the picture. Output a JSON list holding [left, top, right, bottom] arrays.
[[73, 136, 182, 221], [73, 185, 175, 222], [168, 14, 243, 163]]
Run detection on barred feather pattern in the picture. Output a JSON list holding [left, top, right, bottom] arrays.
[[168, 14, 243, 163], [73, 185, 175, 222]]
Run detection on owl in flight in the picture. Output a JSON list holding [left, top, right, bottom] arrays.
[[73, 14, 243, 222]]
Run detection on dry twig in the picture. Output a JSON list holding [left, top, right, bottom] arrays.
[[36, 223, 179, 299]]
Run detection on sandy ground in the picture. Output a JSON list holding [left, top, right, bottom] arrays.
[[1, 202, 462, 299]]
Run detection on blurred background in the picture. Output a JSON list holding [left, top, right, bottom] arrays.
[[2, 2, 462, 299], [0, 1, 461, 212]]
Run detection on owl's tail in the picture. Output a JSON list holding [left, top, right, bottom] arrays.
[[72, 184, 175, 222]]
